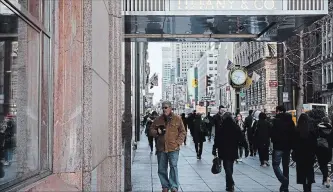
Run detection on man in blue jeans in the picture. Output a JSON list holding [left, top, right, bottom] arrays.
[[271, 105, 295, 192], [150, 101, 186, 192]]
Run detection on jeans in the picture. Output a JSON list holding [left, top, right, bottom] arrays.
[[272, 150, 290, 191], [238, 146, 244, 158], [157, 150, 180, 190], [5, 148, 13, 161], [195, 142, 203, 156], [223, 160, 235, 188]]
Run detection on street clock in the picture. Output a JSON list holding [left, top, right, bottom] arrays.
[[229, 67, 248, 89]]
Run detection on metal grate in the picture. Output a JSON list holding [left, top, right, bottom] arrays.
[[287, 0, 324, 10], [123, 0, 165, 11]]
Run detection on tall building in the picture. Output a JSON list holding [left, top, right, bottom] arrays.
[[197, 48, 218, 106], [162, 46, 172, 100], [171, 42, 210, 80], [234, 42, 278, 112], [215, 43, 236, 112]]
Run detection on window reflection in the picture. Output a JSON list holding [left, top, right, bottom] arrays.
[[0, 2, 44, 188]]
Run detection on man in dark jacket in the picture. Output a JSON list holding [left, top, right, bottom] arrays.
[[271, 105, 295, 192], [244, 110, 256, 156]]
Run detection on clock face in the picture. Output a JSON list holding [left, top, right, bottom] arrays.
[[231, 70, 247, 85]]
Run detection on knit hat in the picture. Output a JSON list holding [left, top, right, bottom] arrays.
[[219, 105, 225, 110]]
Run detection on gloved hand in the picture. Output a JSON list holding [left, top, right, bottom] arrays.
[[245, 149, 249, 158]]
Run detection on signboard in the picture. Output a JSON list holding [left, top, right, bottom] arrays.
[[283, 92, 289, 102], [170, 0, 283, 11], [239, 92, 245, 98], [226, 86, 230, 91], [269, 80, 278, 87], [202, 96, 211, 100]]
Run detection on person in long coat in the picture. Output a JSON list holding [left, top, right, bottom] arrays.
[[212, 112, 248, 192], [181, 113, 188, 145], [292, 113, 317, 192], [192, 113, 206, 159], [255, 112, 272, 166], [315, 116, 333, 188]]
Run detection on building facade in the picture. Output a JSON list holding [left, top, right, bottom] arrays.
[[234, 42, 278, 112], [197, 49, 218, 104], [0, 0, 127, 191]]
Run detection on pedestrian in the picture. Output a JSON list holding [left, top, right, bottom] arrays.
[[244, 110, 257, 156], [315, 116, 333, 188], [150, 101, 186, 192], [255, 112, 271, 167], [180, 113, 188, 145], [235, 113, 245, 162], [271, 105, 295, 192], [145, 111, 158, 154], [187, 110, 196, 138], [292, 113, 316, 192], [193, 113, 207, 159], [212, 112, 249, 192], [204, 112, 214, 141]]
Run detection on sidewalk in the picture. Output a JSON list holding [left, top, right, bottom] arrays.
[[132, 133, 333, 192]]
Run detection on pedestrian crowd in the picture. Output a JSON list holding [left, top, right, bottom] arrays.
[[142, 101, 333, 192]]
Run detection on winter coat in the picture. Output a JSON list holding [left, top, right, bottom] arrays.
[[271, 113, 295, 150], [316, 122, 333, 163], [293, 130, 317, 184], [150, 113, 186, 152], [255, 120, 272, 148], [192, 115, 206, 143]]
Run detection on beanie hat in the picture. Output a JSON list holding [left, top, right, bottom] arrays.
[[219, 105, 225, 110]]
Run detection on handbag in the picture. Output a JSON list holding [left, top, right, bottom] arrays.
[[211, 150, 222, 174]]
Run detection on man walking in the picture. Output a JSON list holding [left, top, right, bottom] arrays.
[[150, 101, 186, 192], [271, 105, 295, 192]]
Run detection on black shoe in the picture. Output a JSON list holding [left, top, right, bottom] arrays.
[[226, 185, 235, 192]]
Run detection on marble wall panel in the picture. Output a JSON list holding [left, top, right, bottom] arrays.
[[53, 0, 84, 173]]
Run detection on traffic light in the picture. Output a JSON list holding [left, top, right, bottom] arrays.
[[206, 75, 212, 87], [192, 78, 198, 88]]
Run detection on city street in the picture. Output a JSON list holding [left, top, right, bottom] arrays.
[[132, 132, 333, 192]]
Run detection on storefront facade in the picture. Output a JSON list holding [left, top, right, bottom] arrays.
[[0, 0, 126, 191]]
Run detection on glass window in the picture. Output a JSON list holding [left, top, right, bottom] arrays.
[[0, 2, 51, 189], [17, 0, 41, 20]]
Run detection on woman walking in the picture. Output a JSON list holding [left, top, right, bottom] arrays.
[[193, 113, 206, 159], [235, 114, 246, 162], [316, 116, 333, 188], [292, 113, 317, 192]]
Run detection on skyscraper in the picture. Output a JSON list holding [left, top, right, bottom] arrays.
[[162, 46, 172, 100]]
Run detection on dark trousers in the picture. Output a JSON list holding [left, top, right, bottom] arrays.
[[303, 184, 312, 192], [272, 150, 290, 191], [194, 142, 203, 156], [148, 136, 154, 151], [207, 125, 212, 140], [318, 158, 329, 183], [249, 139, 257, 155], [223, 160, 235, 188], [258, 146, 269, 163]]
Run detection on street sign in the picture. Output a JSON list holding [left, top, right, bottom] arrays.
[[202, 96, 211, 100], [269, 80, 278, 87], [240, 92, 245, 98]]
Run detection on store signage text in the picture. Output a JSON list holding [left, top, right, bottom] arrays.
[[174, 0, 279, 11]]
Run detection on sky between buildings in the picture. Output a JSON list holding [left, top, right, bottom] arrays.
[[148, 42, 170, 104]]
